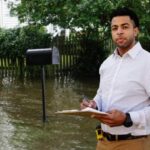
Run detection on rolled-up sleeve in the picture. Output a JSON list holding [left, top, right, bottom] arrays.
[[93, 87, 102, 111], [93, 68, 102, 111], [93, 65, 103, 111], [130, 69, 150, 134]]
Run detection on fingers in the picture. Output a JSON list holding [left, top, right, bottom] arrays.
[[93, 115, 117, 127], [88, 100, 96, 108], [80, 100, 96, 109], [80, 100, 91, 109], [92, 109, 126, 127], [92, 114, 110, 121]]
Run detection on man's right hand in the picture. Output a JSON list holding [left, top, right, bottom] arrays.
[[80, 100, 97, 110]]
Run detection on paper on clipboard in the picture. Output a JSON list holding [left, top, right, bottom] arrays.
[[55, 107, 108, 118]]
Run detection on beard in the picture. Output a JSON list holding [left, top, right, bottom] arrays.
[[114, 37, 135, 51]]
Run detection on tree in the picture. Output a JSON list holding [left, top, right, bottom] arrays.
[[6, 0, 150, 76], [8, 0, 150, 38]]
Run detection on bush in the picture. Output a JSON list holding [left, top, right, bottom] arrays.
[[71, 38, 108, 77], [0, 25, 52, 58], [139, 35, 150, 52]]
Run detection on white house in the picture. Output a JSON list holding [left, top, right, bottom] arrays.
[[0, 0, 70, 37], [0, 0, 20, 28]]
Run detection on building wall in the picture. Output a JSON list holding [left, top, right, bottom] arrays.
[[0, 0, 19, 28], [0, 0, 67, 36]]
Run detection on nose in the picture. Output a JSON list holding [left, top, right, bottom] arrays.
[[117, 27, 123, 35]]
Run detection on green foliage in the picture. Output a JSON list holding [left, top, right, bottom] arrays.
[[0, 28, 19, 57], [139, 35, 150, 51], [71, 36, 109, 77], [5, 0, 150, 77], [0, 26, 52, 58], [10, 0, 150, 36]]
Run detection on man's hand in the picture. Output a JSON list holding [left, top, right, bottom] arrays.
[[92, 109, 126, 127], [80, 100, 97, 110]]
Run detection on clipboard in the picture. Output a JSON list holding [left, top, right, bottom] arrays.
[[55, 107, 108, 118]]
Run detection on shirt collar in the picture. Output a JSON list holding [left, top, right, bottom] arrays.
[[113, 42, 143, 59]]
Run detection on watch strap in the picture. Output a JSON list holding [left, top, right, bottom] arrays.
[[123, 113, 133, 127]]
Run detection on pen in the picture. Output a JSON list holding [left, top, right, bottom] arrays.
[[79, 95, 88, 103], [82, 95, 93, 107], [82, 95, 88, 101]]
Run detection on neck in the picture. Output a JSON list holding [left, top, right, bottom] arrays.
[[117, 48, 129, 57], [117, 41, 137, 57]]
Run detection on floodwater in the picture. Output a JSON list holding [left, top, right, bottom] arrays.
[[0, 76, 100, 150]]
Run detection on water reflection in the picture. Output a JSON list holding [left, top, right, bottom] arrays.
[[0, 76, 99, 150]]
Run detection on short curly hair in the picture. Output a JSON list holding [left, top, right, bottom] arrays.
[[110, 7, 139, 28]]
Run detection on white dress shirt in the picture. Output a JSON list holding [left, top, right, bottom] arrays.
[[94, 42, 150, 136]]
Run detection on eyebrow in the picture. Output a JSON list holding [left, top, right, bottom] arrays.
[[111, 23, 130, 28]]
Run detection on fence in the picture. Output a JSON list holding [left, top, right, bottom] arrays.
[[0, 37, 149, 78], [0, 57, 21, 78], [0, 36, 82, 78]]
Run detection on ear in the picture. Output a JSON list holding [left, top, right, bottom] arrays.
[[134, 27, 139, 37]]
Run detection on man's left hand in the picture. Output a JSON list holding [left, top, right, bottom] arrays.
[[92, 109, 126, 127]]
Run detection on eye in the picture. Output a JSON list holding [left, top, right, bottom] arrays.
[[122, 25, 129, 30], [111, 27, 118, 31]]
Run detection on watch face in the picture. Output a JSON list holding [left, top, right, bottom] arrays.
[[125, 120, 133, 127], [124, 113, 133, 127]]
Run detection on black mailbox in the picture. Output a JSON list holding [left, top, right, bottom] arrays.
[[26, 47, 59, 65], [26, 47, 59, 122]]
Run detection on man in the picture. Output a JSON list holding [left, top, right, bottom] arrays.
[[80, 7, 150, 150]]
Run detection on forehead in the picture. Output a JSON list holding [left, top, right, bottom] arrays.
[[111, 16, 133, 26]]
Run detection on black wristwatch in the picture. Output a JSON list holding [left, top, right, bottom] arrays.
[[123, 113, 133, 127]]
